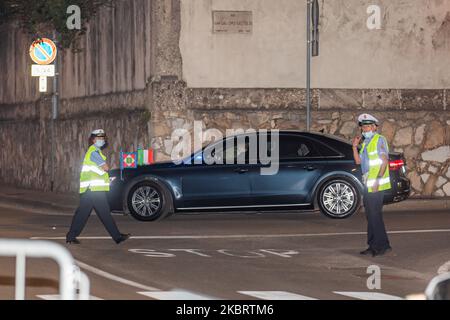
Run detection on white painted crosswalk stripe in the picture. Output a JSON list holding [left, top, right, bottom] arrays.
[[238, 291, 318, 300], [37, 294, 103, 300], [333, 291, 404, 300], [138, 290, 217, 300]]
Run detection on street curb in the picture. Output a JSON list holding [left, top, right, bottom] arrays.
[[383, 198, 450, 212], [0, 195, 76, 215]]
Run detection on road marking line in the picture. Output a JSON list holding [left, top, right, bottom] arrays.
[[74, 260, 159, 292], [333, 291, 404, 300], [37, 294, 103, 300], [30, 228, 450, 241], [238, 291, 318, 300], [138, 290, 217, 300]]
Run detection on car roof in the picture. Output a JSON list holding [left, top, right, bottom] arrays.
[[229, 130, 352, 145]]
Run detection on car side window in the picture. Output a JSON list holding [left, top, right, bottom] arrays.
[[312, 140, 343, 157], [278, 135, 321, 160], [204, 137, 251, 164]]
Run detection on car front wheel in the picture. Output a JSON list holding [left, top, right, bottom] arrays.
[[127, 181, 172, 221], [317, 179, 361, 219]]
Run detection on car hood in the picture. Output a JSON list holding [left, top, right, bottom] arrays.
[[109, 161, 178, 176]]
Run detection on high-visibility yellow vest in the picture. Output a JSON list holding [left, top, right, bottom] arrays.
[[359, 133, 391, 193], [79, 145, 110, 193]]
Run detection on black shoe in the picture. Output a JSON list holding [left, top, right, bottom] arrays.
[[372, 246, 392, 257], [66, 238, 80, 244], [115, 233, 131, 244], [360, 248, 373, 255]]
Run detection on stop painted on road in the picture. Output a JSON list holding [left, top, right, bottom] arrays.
[[129, 248, 301, 258]]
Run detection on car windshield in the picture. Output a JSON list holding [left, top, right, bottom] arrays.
[[187, 134, 254, 164], [185, 137, 231, 164]]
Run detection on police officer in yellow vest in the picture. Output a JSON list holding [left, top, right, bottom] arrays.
[[352, 114, 392, 257], [66, 129, 130, 244]]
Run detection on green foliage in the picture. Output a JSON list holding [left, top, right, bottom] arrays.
[[0, 0, 112, 49]]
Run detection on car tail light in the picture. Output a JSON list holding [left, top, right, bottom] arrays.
[[389, 159, 405, 170]]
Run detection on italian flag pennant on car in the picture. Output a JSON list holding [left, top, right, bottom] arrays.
[[137, 148, 154, 165]]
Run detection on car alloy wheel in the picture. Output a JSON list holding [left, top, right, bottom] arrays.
[[321, 181, 355, 217], [131, 186, 162, 217]]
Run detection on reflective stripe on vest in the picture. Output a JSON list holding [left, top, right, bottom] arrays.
[[366, 177, 391, 187], [359, 133, 391, 193], [79, 145, 110, 193], [80, 180, 110, 188], [81, 165, 107, 176]]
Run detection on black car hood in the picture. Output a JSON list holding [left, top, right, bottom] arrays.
[[109, 161, 178, 176]]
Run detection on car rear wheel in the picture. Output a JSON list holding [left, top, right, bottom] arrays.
[[318, 179, 361, 219], [127, 181, 172, 221]]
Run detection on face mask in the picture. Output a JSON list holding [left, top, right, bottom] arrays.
[[94, 140, 105, 148], [362, 131, 374, 139]]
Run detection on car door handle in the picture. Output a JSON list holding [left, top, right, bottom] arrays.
[[234, 168, 249, 174], [303, 165, 316, 171]]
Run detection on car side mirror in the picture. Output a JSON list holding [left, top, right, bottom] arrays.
[[193, 153, 203, 162], [425, 273, 450, 300]]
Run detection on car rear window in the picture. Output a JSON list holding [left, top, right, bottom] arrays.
[[310, 139, 343, 157], [278, 135, 321, 159]]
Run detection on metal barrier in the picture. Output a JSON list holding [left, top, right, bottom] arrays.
[[425, 272, 450, 300], [0, 239, 90, 300]]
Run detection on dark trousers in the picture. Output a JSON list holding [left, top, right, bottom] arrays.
[[66, 190, 121, 242], [363, 189, 391, 250]]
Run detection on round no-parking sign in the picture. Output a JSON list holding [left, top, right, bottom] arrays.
[[29, 38, 57, 65]]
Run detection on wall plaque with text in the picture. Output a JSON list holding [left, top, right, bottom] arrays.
[[213, 11, 253, 34]]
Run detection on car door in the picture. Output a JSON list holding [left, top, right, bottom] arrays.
[[180, 137, 253, 208], [250, 133, 325, 206]]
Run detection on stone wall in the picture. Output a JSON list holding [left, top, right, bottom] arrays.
[[2, 80, 449, 195], [151, 84, 450, 197], [0, 91, 151, 192], [1, 0, 449, 198]]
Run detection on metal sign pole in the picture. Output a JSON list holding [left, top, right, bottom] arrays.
[[50, 107, 54, 191], [29, 37, 58, 191], [306, 0, 311, 132], [50, 32, 59, 191]]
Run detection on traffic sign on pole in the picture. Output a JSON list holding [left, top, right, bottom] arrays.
[[30, 38, 57, 93], [39, 76, 47, 92], [29, 38, 57, 65], [31, 64, 55, 77]]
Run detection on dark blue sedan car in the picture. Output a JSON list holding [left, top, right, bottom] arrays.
[[108, 131, 410, 221]]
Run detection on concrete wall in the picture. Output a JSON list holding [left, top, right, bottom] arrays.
[[180, 0, 450, 88], [60, 0, 153, 98], [0, 24, 39, 103], [0, 0, 155, 191], [0, 0, 153, 103]]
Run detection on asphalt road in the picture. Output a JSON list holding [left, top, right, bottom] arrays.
[[0, 204, 449, 300]]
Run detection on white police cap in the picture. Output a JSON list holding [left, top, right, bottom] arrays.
[[90, 129, 106, 137], [358, 113, 379, 126]]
